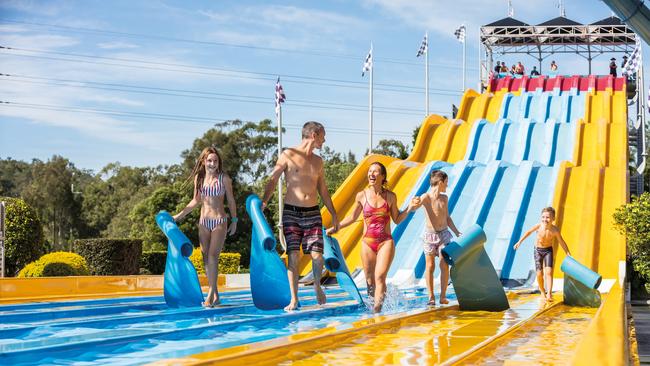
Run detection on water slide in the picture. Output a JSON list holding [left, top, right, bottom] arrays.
[[175, 75, 629, 364], [300, 88, 506, 278]]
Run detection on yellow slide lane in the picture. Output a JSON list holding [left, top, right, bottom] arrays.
[[552, 87, 628, 280]]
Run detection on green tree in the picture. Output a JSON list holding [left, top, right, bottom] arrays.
[[21, 156, 82, 251], [1, 197, 46, 276], [0, 158, 31, 197], [320, 147, 357, 197], [613, 192, 650, 294], [374, 139, 409, 159], [129, 184, 186, 251]]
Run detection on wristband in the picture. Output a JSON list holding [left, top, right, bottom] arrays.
[[231, 217, 238, 223]]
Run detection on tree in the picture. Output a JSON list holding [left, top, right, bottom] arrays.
[[321, 147, 358, 197], [613, 192, 650, 294], [0, 158, 31, 198], [129, 184, 186, 251], [1, 197, 46, 276], [374, 139, 409, 159], [21, 156, 82, 251]]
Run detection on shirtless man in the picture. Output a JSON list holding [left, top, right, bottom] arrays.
[[514, 207, 571, 301], [262, 121, 339, 311]]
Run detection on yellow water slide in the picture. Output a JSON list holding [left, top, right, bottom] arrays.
[[552, 88, 628, 280], [299, 88, 503, 276]]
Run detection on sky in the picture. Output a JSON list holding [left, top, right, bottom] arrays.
[[0, 0, 642, 173]]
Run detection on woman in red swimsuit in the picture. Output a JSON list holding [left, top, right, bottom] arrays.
[[328, 162, 417, 312]]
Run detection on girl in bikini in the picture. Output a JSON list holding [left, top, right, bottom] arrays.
[[327, 162, 418, 312], [174, 146, 237, 307]]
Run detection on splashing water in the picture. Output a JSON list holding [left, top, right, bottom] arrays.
[[362, 284, 408, 314]]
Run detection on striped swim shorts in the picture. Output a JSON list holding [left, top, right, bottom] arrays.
[[282, 204, 323, 254]]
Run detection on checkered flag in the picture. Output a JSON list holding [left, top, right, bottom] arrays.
[[275, 77, 285, 117], [362, 47, 372, 76], [454, 25, 466, 43], [623, 38, 642, 77], [416, 33, 428, 57]]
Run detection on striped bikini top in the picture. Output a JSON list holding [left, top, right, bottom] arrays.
[[200, 173, 225, 197]]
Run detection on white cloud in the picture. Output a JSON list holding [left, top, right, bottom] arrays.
[[1, 34, 79, 50], [97, 41, 139, 50]]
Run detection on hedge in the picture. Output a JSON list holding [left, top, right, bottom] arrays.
[[18, 251, 90, 277], [189, 250, 241, 275], [140, 251, 166, 275], [1, 197, 46, 276], [74, 238, 142, 275]]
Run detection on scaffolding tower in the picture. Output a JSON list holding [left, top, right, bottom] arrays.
[[479, 15, 645, 195]]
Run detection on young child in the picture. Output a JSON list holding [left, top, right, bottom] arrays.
[[413, 170, 461, 306], [513, 207, 571, 302]]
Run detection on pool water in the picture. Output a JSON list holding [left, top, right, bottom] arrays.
[[0, 286, 448, 365]]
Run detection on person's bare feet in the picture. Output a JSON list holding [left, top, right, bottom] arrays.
[[367, 284, 375, 298], [546, 293, 553, 302], [439, 297, 449, 305], [315, 285, 327, 305], [427, 296, 436, 306], [284, 300, 300, 311]]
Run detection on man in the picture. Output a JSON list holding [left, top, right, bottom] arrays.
[[262, 121, 339, 311], [610, 57, 617, 77], [530, 66, 540, 76]]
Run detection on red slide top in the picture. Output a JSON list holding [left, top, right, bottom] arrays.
[[488, 75, 626, 93]]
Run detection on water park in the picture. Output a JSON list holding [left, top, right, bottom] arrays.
[[1, 0, 649, 365]]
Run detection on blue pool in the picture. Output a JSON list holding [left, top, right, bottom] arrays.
[[0, 286, 452, 365]]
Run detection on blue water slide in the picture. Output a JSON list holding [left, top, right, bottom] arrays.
[[498, 92, 511, 119], [554, 122, 578, 164], [245, 194, 291, 310], [500, 93, 517, 120], [486, 161, 538, 277], [464, 119, 489, 161], [540, 122, 561, 165], [155, 211, 204, 308], [529, 93, 550, 123], [500, 165, 557, 281], [500, 119, 532, 164], [548, 94, 565, 122], [387, 161, 466, 286], [569, 93, 586, 122], [525, 122, 550, 164], [486, 119, 509, 162]]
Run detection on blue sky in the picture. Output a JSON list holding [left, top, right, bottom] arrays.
[[0, 0, 638, 172]]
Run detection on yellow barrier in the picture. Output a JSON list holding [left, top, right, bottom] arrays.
[[0, 274, 224, 304], [571, 281, 628, 365]]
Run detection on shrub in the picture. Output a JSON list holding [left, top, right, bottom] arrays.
[[18, 251, 89, 277], [613, 192, 650, 294], [1, 197, 46, 276], [74, 238, 142, 275], [189, 250, 241, 275], [141, 251, 167, 275]]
